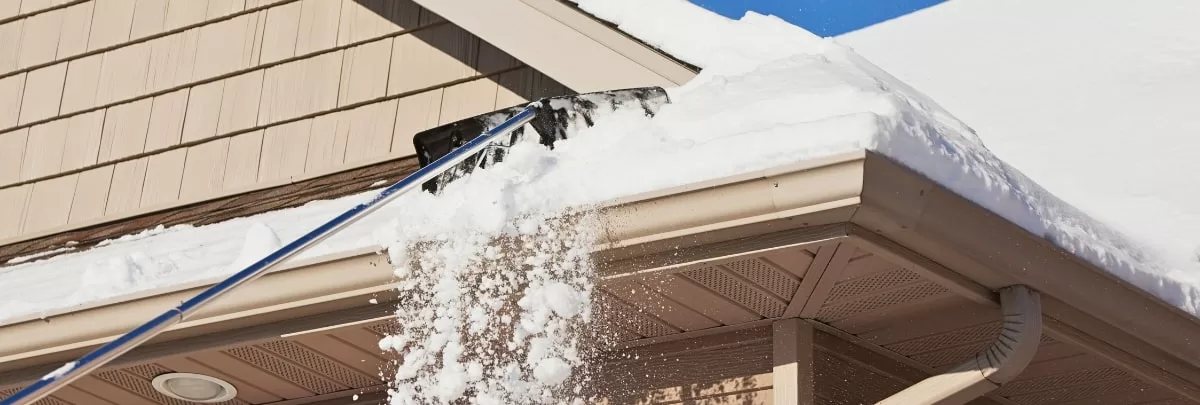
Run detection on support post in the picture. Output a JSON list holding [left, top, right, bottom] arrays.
[[773, 318, 816, 405]]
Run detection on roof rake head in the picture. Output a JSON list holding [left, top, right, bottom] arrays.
[[412, 86, 671, 193]]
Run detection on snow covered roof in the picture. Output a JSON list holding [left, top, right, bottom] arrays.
[[0, 0, 1193, 331], [836, 0, 1200, 319], [564, 0, 1200, 319]]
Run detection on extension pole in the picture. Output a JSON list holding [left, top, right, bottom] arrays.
[[0, 106, 538, 405]]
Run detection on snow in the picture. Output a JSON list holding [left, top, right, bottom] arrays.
[[43, 361, 76, 381], [228, 223, 283, 270], [836, 0, 1200, 310], [5, 245, 76, 265], [570, 0, 1200, 314], [1, 0, 1198, 401]]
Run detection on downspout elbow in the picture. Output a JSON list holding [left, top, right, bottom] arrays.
[[877, 285, 1042, 405]]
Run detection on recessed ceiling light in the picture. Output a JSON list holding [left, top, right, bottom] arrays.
[[151, 372, 238, 403]]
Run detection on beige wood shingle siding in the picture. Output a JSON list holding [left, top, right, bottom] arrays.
[[18, 0, 75, 15], [337, 37, 392, 107], [179, 137, 230, 200], [257, 50, 343, 125], [342, 99, 398, 164], [0, 20, 23, 73], [305, 110, 350, 172], [0, 2, 19, 20], [258, 118, 312, 182], [17, 7, 65, 69], [139, 148, 187, 207], [144, 28, 200, 91], [95, 42, 151, 106], [206, 0, 247, 19], [0, 74, 24, 128], [388, 24, 477, 95], [164, 0, 208, 30], [0, 129, 30, 185], [216, 70, 265, 134], [60, 54, 102, 114], [144, 88, 188, 150], [18, 62, 66, 125], [20, 119, 70, 181], [0, 185, 32, 239], [97, 98, 152, 162], [224, 129, 265, 189], [57, 2, 95, 59], [23, 174, 78, 234], [0, 0, 575, 244], [258, 1, 301, 64], [191, 12, 258, 82], [68, 165, 114, 223], [104, 157, 149, 215], [390, 88, 442, 157], [129, 0, 169, 39], [294, 0, 342, 55], [181, 79, 224, 143], [337, 0, 421, 45], [59, 110, 105, 171], [87, 0, 137, 52]]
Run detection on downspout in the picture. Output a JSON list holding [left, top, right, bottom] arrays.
[[877, 285, 1042, 405]]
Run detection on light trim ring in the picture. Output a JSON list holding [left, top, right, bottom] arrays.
[[150, 372, 238, 403]]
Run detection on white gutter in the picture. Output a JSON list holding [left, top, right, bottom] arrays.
[[878, 285, 1042, 405]]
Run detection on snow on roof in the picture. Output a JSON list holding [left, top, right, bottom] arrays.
[[836, 0, 1200, 304], [1, 0, 1197, 326], [570, 0, 1200, 314]]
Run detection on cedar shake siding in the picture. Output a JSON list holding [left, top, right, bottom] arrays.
[[0, 0, 572, 244]]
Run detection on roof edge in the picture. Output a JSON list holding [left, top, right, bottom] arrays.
[[0, 152, 869, 374], [594, 151, 867, 258], [0, 247, 394, 374], [410, 0, 696, 93], [852, 151, 1200, 401]]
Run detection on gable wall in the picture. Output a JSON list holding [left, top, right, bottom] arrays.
[[0, 0, 571, 242]]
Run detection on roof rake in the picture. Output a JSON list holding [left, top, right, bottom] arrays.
[[0, 86, 671, 405], [414, 86, 671, 193]]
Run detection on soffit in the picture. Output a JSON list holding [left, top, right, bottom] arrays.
[[0, 248, 396, 378], [594, 235, 1195, 404], [0, 319, 398, 405]]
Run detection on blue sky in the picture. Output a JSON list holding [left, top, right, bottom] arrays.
[[687, 0, 949, 36]]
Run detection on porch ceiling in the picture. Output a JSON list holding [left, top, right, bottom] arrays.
[[594, 239, 1187, 404], [580, 150, 1200, 404], [0, 319, 399, 405]]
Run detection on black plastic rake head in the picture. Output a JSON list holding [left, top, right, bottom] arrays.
[[412, 86, 671, 193]]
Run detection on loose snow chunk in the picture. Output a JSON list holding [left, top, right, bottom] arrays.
[[533, 357, 572, 386], [43, 361, 77, 380], [543, 282, 585, 319], [228, 222, 283, 271]]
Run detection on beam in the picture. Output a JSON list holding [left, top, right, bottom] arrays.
[[409, 0, 691, 93]]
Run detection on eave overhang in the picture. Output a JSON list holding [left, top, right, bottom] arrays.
[[3, 150, 1198, 403], [590, 150, 1200, 401], [0, 247, 397, 382]]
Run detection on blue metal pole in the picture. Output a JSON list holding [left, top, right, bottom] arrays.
[[0, 106, 539, 405]]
